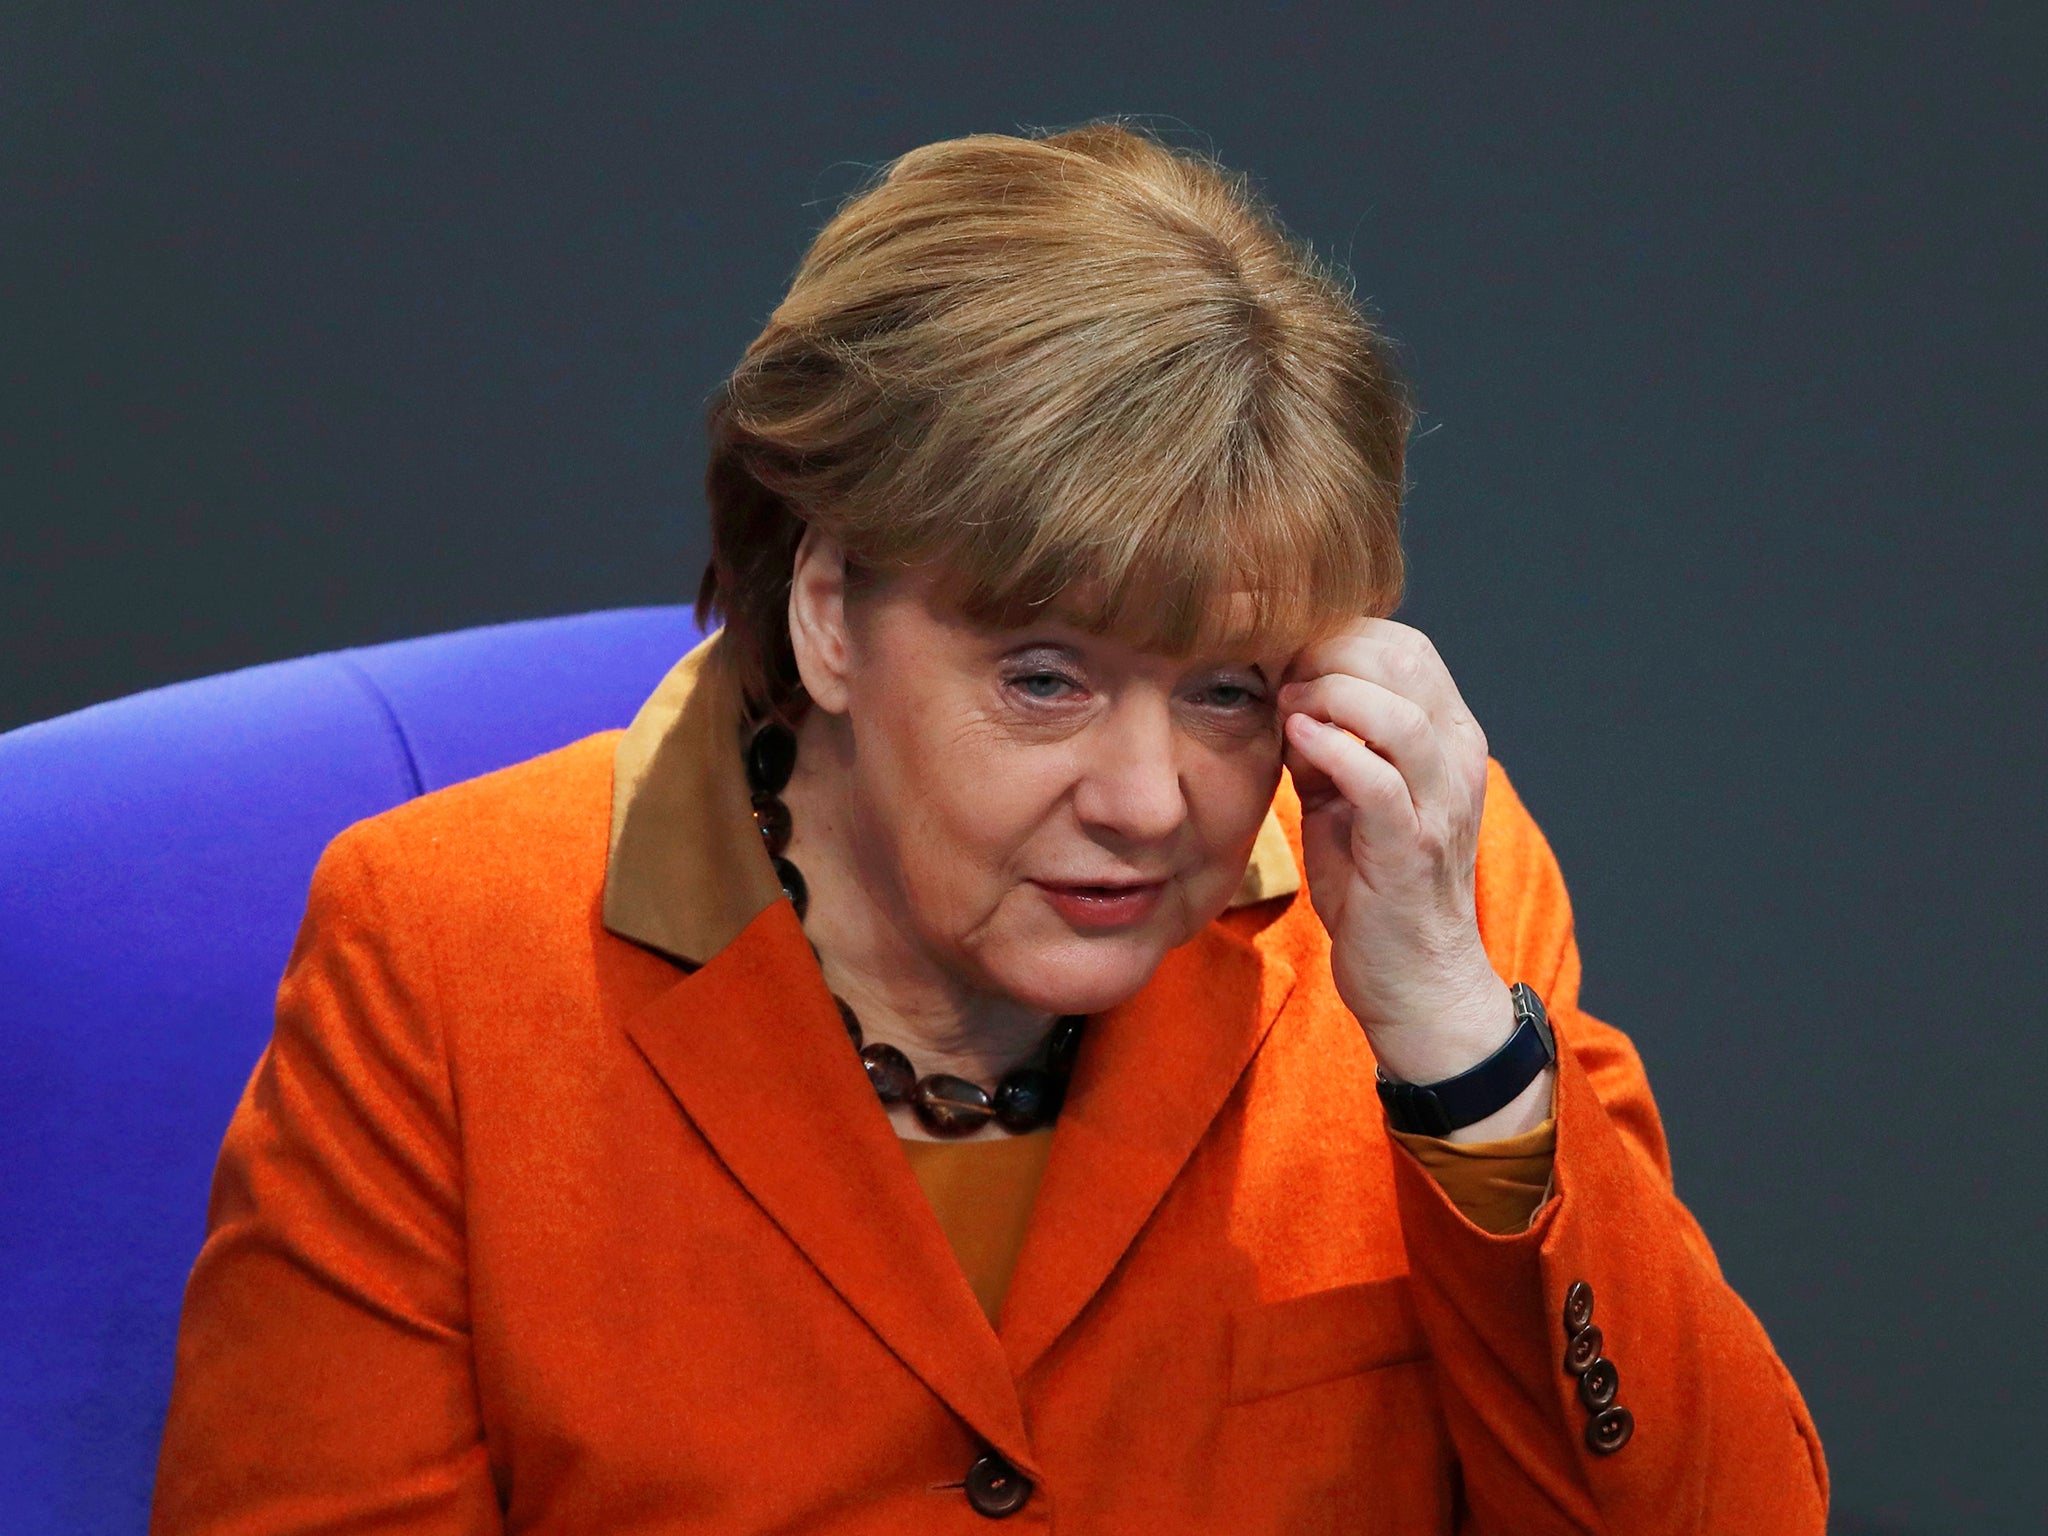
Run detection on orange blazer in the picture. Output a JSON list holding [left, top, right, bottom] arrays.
[[153, 693, 1828, 1531]]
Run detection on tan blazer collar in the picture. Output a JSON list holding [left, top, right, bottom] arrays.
[[602, 629, 1301, 969], [603, 631, 782, 966]]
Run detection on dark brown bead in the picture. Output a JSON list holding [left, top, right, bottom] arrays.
[[993, 1067, 1057, 1133], [1577, 1356, 1620, 1412], [1562, 1279, 1595, 1336], [771, 855, 808, 920], [751, 791, 792, 855], [1585, 1405, 1634, 1455], [963, 1450, 1032, 1518], [1045, 1014, 1086, 1077], [744, 721, 797, 795], [860, 1042, 915, 1104], [833, 995, 863, 1048], [913, 1074, 995, 1137], [1563, 1324, 1603, 1376]]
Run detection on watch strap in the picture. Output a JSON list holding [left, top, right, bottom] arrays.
[[1376, 982, 1556, 1137]]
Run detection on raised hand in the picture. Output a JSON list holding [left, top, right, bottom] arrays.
[[1278, 618, 1524, 1096]]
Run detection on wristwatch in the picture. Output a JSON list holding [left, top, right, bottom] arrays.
[[1375, 981, 1556, 1136]]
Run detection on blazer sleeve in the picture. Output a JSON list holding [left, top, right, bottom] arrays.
[[151, 825, 504, 1534], [1386, 759, 1829, 1535]]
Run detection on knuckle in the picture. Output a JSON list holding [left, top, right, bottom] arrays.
[[1383, 648, 1423, 688], [1401, 627, 1442, 665], [1391, 695, 1432, 739], [1353, 753, 1405, 800]]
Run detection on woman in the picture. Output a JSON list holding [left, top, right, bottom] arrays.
[[154, 124, 1827, 1533]]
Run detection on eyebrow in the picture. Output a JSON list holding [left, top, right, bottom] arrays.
[[1000, 640, 1084, 662]]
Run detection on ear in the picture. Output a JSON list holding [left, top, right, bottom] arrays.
[[787, 525, 855, 714]]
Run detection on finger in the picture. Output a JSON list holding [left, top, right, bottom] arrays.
[[1287, 623, 1489, 786], [1281, 671, 1447, 815], [1284, 711, 1417, 854], [1290, 620, 1474, 738]]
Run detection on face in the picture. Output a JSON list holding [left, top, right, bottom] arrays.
[[806, 562, 1291, 1017]]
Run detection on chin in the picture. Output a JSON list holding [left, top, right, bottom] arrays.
[[984, 936, 1171, 1017]]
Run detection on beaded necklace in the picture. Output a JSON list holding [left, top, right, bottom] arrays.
[[744, 719, 1085, 1138]]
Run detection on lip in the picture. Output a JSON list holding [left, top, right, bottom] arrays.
[[1032, 878, 1169, 931]]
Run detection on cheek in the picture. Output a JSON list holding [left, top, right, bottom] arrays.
[[868, 712, 1067, 894], [1183, 743, 1286, 874]]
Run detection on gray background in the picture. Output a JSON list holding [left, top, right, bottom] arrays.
[[5, 5, 2042, 1531]]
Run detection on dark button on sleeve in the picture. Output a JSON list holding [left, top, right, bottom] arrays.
[[1561, 1279, 1595, 1335], [1576, 1356, 1620, 1412], [965, 1452, 1033, 1518], [1585, 1404, 1635, 1455], [1563, 1324, 1603, 1376]]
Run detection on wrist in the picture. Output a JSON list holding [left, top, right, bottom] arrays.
[[1433, 1061, 1555, 1144], [1372, 979, 1559, 1141], [1359, 975, 1518, 1086]]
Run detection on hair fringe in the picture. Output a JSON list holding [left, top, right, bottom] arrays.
[[700, 120, 1413, 716]]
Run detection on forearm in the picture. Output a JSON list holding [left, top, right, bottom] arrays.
[[1390, 1029, 1828, 1535]]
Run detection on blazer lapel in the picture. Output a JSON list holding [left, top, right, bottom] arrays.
[[998, 924, 1298, 1379], [621, 900, 1036, 1473]]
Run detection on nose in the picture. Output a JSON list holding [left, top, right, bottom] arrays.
[[1070, 694, 1188, 845]]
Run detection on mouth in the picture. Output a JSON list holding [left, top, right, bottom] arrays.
[[1031, 878, 1170, 931]]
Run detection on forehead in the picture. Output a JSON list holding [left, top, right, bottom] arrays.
[[864, 549, 1365, 672], [939, 577, 1320, 672]]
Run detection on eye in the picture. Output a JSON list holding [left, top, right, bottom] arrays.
[[1189, 678, 1268, 710], [1013, 671, 1077, 701]]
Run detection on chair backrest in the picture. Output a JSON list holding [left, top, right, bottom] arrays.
[[0, 606, 701, 1533]]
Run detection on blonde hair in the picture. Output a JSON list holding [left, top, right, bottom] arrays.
[[699, 122, 1413, 714]]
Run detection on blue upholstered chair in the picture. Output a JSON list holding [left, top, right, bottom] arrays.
[[0, 607, 702, 1533]]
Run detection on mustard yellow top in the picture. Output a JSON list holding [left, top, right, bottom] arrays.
[[899, 1133, 1060, 1325]]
